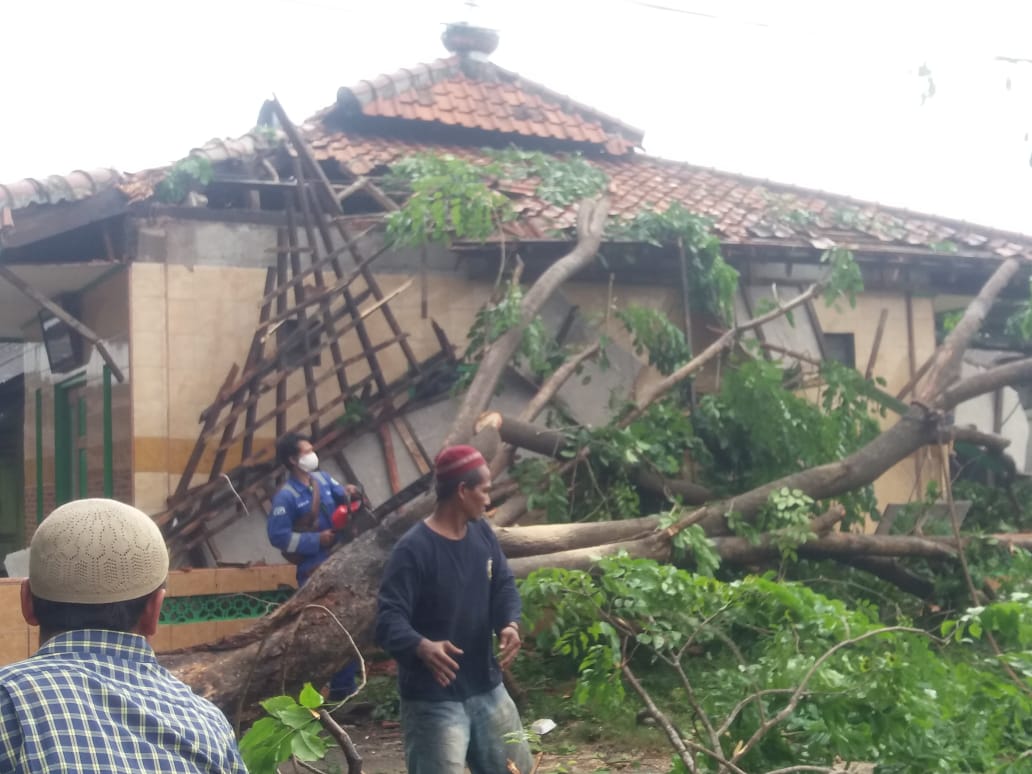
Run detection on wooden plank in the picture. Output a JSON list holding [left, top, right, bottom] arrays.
[[198, 284, 406, 422], [864, 308, 890, 380], [169, 364, 240, 503], [258, 285, 374, 343], [904, 287, 921, 491], [160, 354, 449, 533], [275, 234, 289, 438], [432, 319, 457, 362], [378, 423, 402, 495], [285, 201, 321, 439], [298, 179, 391, 396], [206, 335, 409, 455], [291, 160, 351, 400], [257, 231, 383, 310], [905, 290, 917, 379], [268, 99, 421, 373], [803, 298, 828, 361], [895, 352, 935, 401], [225, 267, 278, 469], [0, 264, 125, 382], [420, 244, 429, 320], [737, 285, 771, 359], [394, 416, 432, 475]]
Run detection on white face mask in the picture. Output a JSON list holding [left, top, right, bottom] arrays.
[[297, 451, 319, 473]]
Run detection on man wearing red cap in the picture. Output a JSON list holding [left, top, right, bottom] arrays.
[[376, 445, 532, 774]]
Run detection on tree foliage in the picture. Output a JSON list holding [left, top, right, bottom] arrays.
[[239, 683, 330, 774], [521, 555, 1032, 773], [609, 203, 740, 323]]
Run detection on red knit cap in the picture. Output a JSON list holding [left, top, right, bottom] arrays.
[[434, 445, 487, 482]]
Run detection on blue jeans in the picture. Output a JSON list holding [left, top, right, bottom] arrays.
[[328, 660, 359, 700], [400, 683, 532, 774]]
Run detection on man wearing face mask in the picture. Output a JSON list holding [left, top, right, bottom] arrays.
[[268, 432, 362, 701]]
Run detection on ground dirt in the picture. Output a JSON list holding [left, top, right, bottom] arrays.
[[309, 719, 676, 774], [288, 720, 875, 774]]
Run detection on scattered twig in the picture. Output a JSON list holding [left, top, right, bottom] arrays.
[[316, 709, 363, 774], [620, 642, 699, 773], [938, 443, 1032, 699], [730, 626, 938, 766]]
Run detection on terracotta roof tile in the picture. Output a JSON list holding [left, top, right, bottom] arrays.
[[304, 128, 1032, 262], [331, 57, 641, 155]]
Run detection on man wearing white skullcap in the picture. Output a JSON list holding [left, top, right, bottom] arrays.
[[0, 498, 247, 773]]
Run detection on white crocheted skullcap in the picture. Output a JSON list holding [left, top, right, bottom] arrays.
[[30, 498, 169, 604]]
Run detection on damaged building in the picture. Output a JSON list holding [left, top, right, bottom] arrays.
[[2, 22, 1032, 588]]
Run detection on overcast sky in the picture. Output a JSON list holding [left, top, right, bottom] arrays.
[[4, 1, 1032, 233]]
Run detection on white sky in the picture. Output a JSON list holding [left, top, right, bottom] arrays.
[[4, 0, 1032, 233]]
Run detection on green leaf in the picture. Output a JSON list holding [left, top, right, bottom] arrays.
[[291, 728, 329, 762], [269, 704, 319, 730], [259, 696, 295, 715], [298, 682, 324, 710]]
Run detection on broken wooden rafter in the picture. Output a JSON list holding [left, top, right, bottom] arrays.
[[172, 364, 242, 502], [161, 358, 445, 538], [864, 307, 890, 380], [268, 99, 421, 374], [199, 279, 412, 421], [205, 334, 409, 448], [257, 229, 384, 311], [160, 102, 453, 555], [0, 263, 126, 383]]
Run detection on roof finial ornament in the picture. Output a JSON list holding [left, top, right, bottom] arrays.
[[442, 1, 499, 63]]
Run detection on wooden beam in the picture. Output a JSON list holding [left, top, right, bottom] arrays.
[[394, 416, 432, 475], [803, 297, 828, 361], [864, 308, 889, 380], [0, 264, 125, 382], [378, 423, 402, 495], [268, 100, 422, 373], [198, 281, 411, 421], [170, 364, 240, 503]]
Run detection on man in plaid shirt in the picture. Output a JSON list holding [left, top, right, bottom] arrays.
[[0, 498, 247, 773]]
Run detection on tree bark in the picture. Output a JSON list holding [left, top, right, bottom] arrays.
[[162, 359, 1032, 717], [489, 340, 600, 480], [492, 413, 712, 505], [915, 257, 1021, 405], [443, 198, 609, 448], [159, 252, 1029, 718]]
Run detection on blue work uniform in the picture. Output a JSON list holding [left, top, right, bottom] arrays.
[[267, 471, 348, 585], [267, 470, 359, 699]]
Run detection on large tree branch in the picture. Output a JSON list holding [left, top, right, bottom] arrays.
[[490, 341, 601, 481], [443, 197, 609, 447], [628, 281, 824, 422], [916, 257, 1022, 405], [940, 357, 1032, 409], [491, 413, 713, 505]]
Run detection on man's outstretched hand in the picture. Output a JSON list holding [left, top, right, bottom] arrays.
[[416, 639, 463, 687], [497, 625, 521, 669]]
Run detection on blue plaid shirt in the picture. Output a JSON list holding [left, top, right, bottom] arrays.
[[0, 629, 247, 773]]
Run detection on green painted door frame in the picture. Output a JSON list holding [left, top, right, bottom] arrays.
[[54, 373, 86, 506]]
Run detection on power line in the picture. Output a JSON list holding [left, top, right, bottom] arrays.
[[618, 0, 769, 28]]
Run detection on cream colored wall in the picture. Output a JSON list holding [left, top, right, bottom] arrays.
[[815, 292, 939, 519], [130, 263, 271, 513], [128, 218, 938, 525], [129, 262, 498, 514]]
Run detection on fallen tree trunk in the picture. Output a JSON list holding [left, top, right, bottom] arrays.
[[443, 198, 609, 448], [159, 246, 1030, 720], [491, 413, 713, 505], [162, 359, 1032, 716]]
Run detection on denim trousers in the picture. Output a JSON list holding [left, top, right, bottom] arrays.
[[400, 683, 533, 774]]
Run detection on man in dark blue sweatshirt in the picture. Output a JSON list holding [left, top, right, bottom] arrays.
[[376, 445, 532, 774]]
